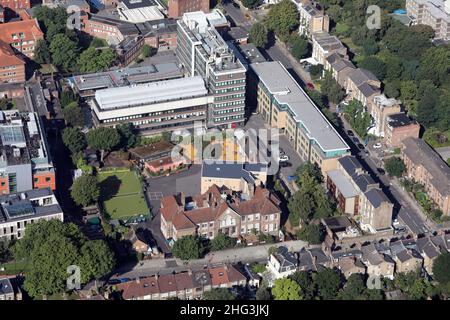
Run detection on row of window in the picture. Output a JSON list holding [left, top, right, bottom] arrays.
[[215, 93, 245, 101], [213, 108, 244, 115], [214, 86, 245, 94]]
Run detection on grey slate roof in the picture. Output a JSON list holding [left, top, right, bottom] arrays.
[[354, 174, 376, 192], [274, 247, 298, 272], [348, 68, 379, 86], [338, 155, 363, 177], [325, 53, 355, 72], [201, 162, 267, 184], [365, 188, 391, 208], [357, 82, 380, 98], [401, 137, 450, 196]]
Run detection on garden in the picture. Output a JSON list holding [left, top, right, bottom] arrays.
[[98, 168, 149, 221]]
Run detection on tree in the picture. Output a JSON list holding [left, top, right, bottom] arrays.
[[63, 102, 84, 127], [172, 235, 203, 260], [338, 273, 367, 300], [297, 223, 323, 244], [49, 34, 79, 71], [394, 270, 431, 300], [249, 23, 269, 48], [78, 240, 115, 283], [210, 233, 236, 251], [288, 191, 314, 226], [384, 80, 401, 98], [418, 46, 450, 87], [62, 127, 87, 154], [13, 219, 113, 298], [78, 47, 116, 73], [116, 123, 137, 150], [87, 127, 120, 162], [433, 252, 450, 285], [71, 174, 100, 207], [344, 99, 371, 138], [359, 57, 386, 80], [141, 44, 156, 58], [272, 278, 302, 300], [0, 240, 12, 264], [266, 0, 299, 41], [256, 286, 272, 300], [242, 0, 259, 8], [203, 288, 235, 300], [362, 39, 379, 56], [290, 36, 309, 60], [34, 39, 51, 64], [289, 271, 315, 299], [307, 89, 327, 109], [309, 64, 324, 79], [0, 98, 12, 110], [315, 268, 341, 300], [321, 72, 344, 104], [384, 157, 406, 178], [60, 90, 78, 108]]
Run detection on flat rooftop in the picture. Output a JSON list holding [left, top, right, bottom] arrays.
[[250, 61, 349, 153], [94, 76, 208, 110], [327, 169, 358, 198], [202, 162, 267, 184], [387, 113, 417, 128], [72, 63, 182, 92]]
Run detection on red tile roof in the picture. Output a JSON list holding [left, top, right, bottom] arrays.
[[209, 265, 230, 286], [0, 40, 25, 68], [0, 17, 43, 46]]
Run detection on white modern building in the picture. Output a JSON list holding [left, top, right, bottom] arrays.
[[406, 0, 450, 40], [91, 76, 214, 135], [0, 188, 63, 241]]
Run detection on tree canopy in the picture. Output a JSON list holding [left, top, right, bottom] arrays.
[[71, 174, 100, 207], [63, 102, 84, 128], [315, 268, 341, 300], [210, 233, 236, 251], [62, 127, 87, 154], [344, 99, 371, 138], [384, 157, 406, 178], [171, 235, 204, 260], [272, 278, 302, 300], [87, 127, 120, 162], [49, 34, 79, 71], [290, 36, 309, 60], [249, 22, 269, 48], [433, 252, 450, 285], [266, 0, 299, 41], [78, 47, 116, 73], [203, 288, 235, 300], [13, 219, 114, 298]]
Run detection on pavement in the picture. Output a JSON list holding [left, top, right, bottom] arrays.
[[435, 146, 450, 162], [113, 239, 308, 279]]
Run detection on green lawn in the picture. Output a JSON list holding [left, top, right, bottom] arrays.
[[0, 260, 29, 276], [98, 170, 149, 220]]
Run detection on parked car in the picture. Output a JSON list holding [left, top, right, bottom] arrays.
[[357, 143, 365, 150], [232, 2, 240, 8], [279, 155, 290, 162], [347, 130, 354, 136], [279, 148, 285, 155], [279, 161, 292, 168], [373, 143, 382, 149], [377, 168, 385, 175], [306, 82, 315, 90]]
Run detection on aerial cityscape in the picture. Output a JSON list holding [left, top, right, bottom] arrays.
[[0, 0, 450, 305]]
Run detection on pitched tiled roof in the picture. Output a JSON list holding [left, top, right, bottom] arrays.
[[0, 18, 43, 45], [0, 41, 25, 68]]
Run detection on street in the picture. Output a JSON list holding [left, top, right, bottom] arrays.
[[113, 239, 308, 279]]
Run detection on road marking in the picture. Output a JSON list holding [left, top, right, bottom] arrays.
[[148, 192, 163, 200]]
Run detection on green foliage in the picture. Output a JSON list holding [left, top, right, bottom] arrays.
[[258, 233, 275, 243], [296, 223, 324, 244], [0, 98, 13, 110], [116, 123, 137, 150], [0, 240, 12, 264], [71, 174, 100, 207], [384, 157, 406, 178], [251, 263, 266, 274], [87, 127, 121, 161], [34, 39, 51, 65], [359, 56, 386, 80], [290, 36, 309, 60], [266, 0, 299, 41], [309, 64, 324, 79], [62, 127, 87, 154], [49, 34, 79, 71], [60, 90, 78, 108], [249, 22, 269, 48], [384, 79, 401, 99], [255, 286, 272, 300], [78, 47, 116, 73], [289, 271, 315, 299], [394, 270, 432, 300], [210, 233, 237, 251], [315, 268, 341, 300], [306, 89, 327, 109], [141, 44, 156, 58], [433, 253, 450, 285], [13, 219, 114, 298], [272, 278, 302, 300], [242, 0, 259, 8], [172, 235, 204, 260], [63, 102, 84, 127], [321, 72, 344, 104], [203, 288, 235, 300], [344, 99, 371, 138], [89, 37, 108, 48]]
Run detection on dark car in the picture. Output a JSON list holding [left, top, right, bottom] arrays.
[[347, 130, 354, 136], [107, 279, 121, 285], [279, 162, 292, 168], [232, 2, 240, 8], [377, 168, 385, 175], [357, 143, 365, 150]]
